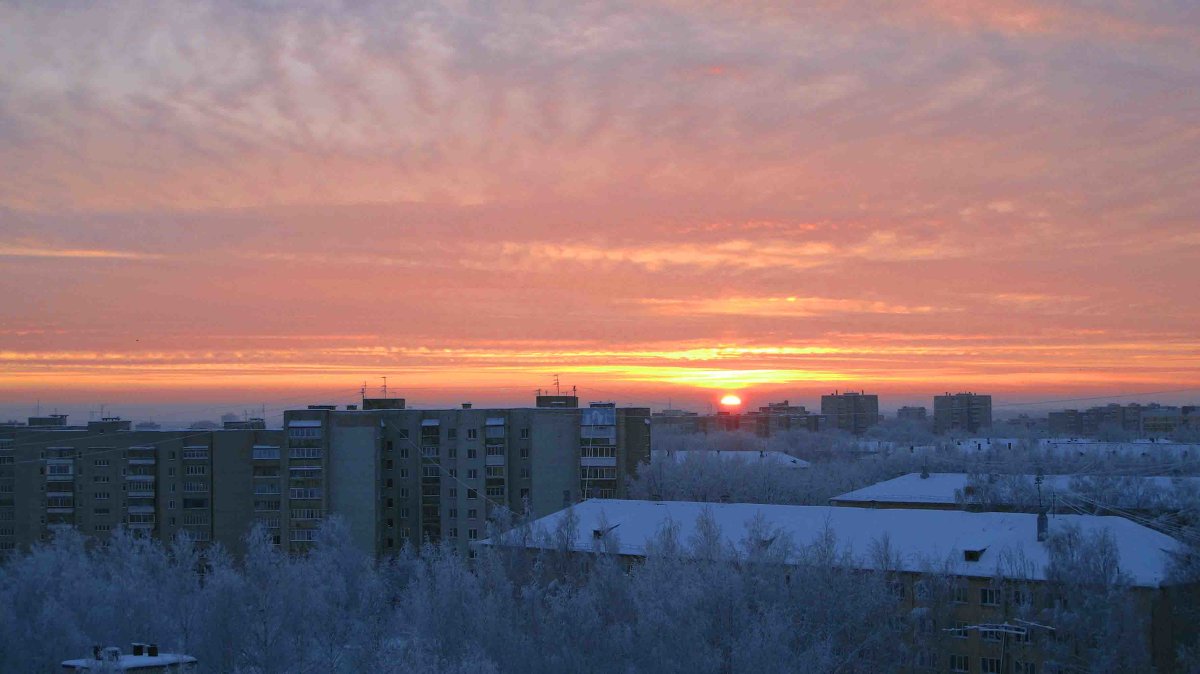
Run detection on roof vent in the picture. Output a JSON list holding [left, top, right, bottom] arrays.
[[592, 524, 619, 539], [963, 548, 986, 562]]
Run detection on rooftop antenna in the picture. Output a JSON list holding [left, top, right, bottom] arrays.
[[553, 374, 560, 396], [360, 381, 367, 404], [381, 376, 388, 399]]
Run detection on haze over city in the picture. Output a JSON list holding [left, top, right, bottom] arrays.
[[2, 1, 1199, 420]]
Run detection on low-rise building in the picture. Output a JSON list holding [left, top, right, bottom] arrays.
[[481, 499, 1190, 672]]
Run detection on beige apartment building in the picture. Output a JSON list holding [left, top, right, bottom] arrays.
[[821, 391, 880, 435], [2, 396, 650, 559], [0, 417, 282, 559], [277, 397, 651, 557]]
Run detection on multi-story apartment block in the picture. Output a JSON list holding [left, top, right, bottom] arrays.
[[2, 397, 649, 560], [897, 406, 928, 422], [0, 416, 282, 559], [933, 393, 993, 435], [275, 397, 650, 557], [821, 391, 880, 435]]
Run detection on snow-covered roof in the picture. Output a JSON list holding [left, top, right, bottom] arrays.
[[830, 473, 1200, 507], [652, 449, 811, 469], [61, 653, 197, 671], [481, 499, 1182, 587]]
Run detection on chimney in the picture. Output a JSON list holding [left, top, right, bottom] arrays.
[[462, 403, 472, 409], [132, 643, 145, 656], [148, 644, 159, 657], [1037, 511, 1049, 542], [93, 645, 102, 660]]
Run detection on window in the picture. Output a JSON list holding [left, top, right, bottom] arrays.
[[93, 507, 110, 515], [448, 447, 457, 459], [1011, 587, 1029, 607], [520, 428, 530, 439], [252, 447, 280, 460], [399, 446, 409, 459], [1013, 661, 1035, 674], [468, 528, 478, 540], [467, 489, 478, 500], [290, 529, 316, 542], [980, 588, 1001, 606], [182, 498, 208, 509], [520, 446, 529, 459], [182, 448, 208, 460], [520, 467, 530, 479], [254, 499, 281, 511], [981, 628, 1002, 642], [448, 508, 458, 519], [398, 468, 408, 478], [385, 478, 393, 488], [185, 465, 207, 476], [953, 584, 969, 603], [520, 488, 530, 499], [399, 488, 409, 498], [289, 488, 322, 500], [168, 500, 176, 510], [949, 654, 969, 672], [486, 466, 504, 478], [383, 459, 394, 470], [980, 657, 1002, 674], [448, 527, 459, 538], [486, 444, 504, 456], [399, 507, 409, 519], [94, 459, 110, 468], [467, 429, 477, 440], [467, 469, 478, 479], [447, 429, 457, 439], [168, 467, 176, 477], [448, 487, 457, 498], [486, 486, 504, 498], [423, 466, 439, 478], [94, 524, 112, 532], [467, 508, 477, 519], [951, 621, 968, 639], [915, 652, 937, 670], [467, 448, 477, 459], [289, 448, 323, 460]]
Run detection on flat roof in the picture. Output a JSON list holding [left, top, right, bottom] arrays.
[[481, 499, 1182, 587], [830, 472, 1200, 507], [651, 449, 811, 469]]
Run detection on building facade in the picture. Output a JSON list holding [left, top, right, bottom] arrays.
[[2, 396, 650, 560], [821, 392, 880, 435], [275, 398, 650, 557], [0, 416, 282, 559], [933, 393, 993, 435], [897, 406, 928, 423]]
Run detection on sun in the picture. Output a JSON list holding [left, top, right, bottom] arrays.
[[719, 394, 742, 407]]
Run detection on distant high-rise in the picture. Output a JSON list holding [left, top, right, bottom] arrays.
[[897, 406, 927, 422], [933, 393, 992, 435], [820, 392, 879, 435]]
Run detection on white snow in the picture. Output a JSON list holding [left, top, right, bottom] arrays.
[[483, 499, 1183, 587], [652, 449, 811, 469], [830, 473, 1200, 508]]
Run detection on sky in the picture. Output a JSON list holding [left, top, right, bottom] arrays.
[[1, 0, 1199, 420]]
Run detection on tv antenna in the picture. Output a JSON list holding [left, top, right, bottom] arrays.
[[381, 376, 388, 398]]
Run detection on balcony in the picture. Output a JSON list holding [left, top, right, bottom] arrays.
[[46, 473, 74, 482], [128, 505, 156, 514], [580, 456, 617, 467], [125, 474, 155, 482], [127, 489, 155, 498], [46, 507, 75, 514], [485, 454, 506, 467], [127, 522, 154, 530]]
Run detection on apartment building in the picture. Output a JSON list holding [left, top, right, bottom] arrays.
[[897, 406, 928, 422], [820, 391, 880, 435], [482, 499, 1190, 672], [273, 397, 651, 557], [933, 393, 993, 435], [0, 416, 282, 559]]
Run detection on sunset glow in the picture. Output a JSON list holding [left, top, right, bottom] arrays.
[[1, 1, 1198, 415], [719, 395, 743, 407]]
